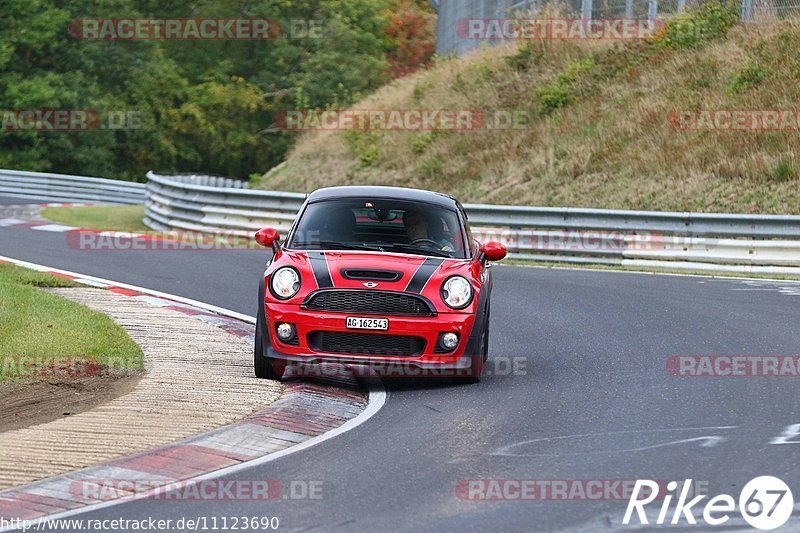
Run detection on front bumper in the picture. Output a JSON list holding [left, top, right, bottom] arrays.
[[263, 302, 479, 369]]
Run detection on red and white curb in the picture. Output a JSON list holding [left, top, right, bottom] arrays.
[[0, 255, 386, 527], [0, 203, 90, 232], [0, 203, 257, 249]]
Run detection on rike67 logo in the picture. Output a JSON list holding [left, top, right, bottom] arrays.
[[623, 477, 793, 530]]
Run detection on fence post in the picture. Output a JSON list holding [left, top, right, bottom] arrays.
[[741, 0, 754, 21], [581, 0, 593, 19], [626, 0, 634, 18], [648, 0, 658, 19]]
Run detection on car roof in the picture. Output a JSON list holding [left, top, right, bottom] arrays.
[[306, 186, 460, 210]]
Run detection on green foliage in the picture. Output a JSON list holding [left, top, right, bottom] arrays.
[[773, 159, 798, 182], [506, 42, 544, 72], [411, 132, 434, 154], [729, 62, 767, 93], [344, 130, 381, 167], [420, 156, 444, 179], [359, 145, 380, 166], [535, 84, 573, 114], [0, 0, 434, 181], [655, 1, 740, 49], [535, 59, 595, 114]]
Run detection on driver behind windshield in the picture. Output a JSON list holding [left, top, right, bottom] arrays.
[[403, 209, 455, 253]]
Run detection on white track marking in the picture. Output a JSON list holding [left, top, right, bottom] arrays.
[[30, 224, 76, 232], [0, 255, 255, 323], [497, 263, 800, 285], [0, 385, 386, 532], [0, 254, 388, 531], [490, 426, 738, 457]]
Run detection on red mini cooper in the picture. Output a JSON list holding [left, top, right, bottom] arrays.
[[254, 186, 507, 382]]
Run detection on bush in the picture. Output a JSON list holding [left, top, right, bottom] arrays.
[[655, 1, 740, 49], [535, 59, 596, 114], [729, 62, 767, 93]]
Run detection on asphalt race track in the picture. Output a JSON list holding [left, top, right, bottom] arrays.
[[3, 196, 800, 531]]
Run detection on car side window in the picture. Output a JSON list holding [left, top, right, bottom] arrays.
[[460, 207, 476, 256]]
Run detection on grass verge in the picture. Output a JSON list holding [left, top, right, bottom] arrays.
[[0, 263, 144, 382], [40, 205, 148, 232]]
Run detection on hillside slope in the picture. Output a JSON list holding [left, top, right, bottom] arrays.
[[259, 7, 800, 214]]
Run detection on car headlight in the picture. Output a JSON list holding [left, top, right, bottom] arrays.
[[270, 267, 301, 299], [441, 275, 473, 309]]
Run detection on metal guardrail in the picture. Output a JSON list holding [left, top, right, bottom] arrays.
[[144, 171, 305, 235], [1, 168, 797, 274], [143, 172, 800, 275], [0, 169, 145, 205]]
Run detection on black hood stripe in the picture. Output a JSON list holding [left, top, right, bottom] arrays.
[[308, 252, 333, 288], [405, 258, 444, 293]]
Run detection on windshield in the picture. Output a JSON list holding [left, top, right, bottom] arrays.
[[287, 199, 468, 259]]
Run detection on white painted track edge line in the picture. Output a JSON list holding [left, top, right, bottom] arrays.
[[497, 262, 800, 285], [0, 385, 387, 531], [0, 255, 256, 323], [0, 254, 386, 531]]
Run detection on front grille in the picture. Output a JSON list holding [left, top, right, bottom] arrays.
[[302, 290, 434, 316], [308, 331, 425, 357]]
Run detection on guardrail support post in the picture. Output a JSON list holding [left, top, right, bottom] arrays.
[[581, 0, 593, 19], [741, 0, 754, 21], [648, 0, 658, 20]]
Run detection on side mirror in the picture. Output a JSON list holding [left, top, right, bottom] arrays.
[[482, 241, 507, 262], [255, 228, 281, 252]]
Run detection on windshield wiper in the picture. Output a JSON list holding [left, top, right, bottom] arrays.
[[292, 240, 385, 252], [385, 243, 452, 258]]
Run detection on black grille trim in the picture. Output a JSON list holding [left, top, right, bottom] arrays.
[[301, 289, 436, 316], [434, 343, 451, 354], [308, 331, 426, 357], [341, 269, 402, 282]]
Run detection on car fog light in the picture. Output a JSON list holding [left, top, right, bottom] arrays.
[[440, 332, 459, 350], [276, 323, 295, 341]]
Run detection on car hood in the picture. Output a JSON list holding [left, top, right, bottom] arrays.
[[267, 250, 479, 312]]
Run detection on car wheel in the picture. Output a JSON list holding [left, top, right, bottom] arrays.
[[254, 312, 288, 381], [482, 304, 491, 362], [457, 304, 489, 384]]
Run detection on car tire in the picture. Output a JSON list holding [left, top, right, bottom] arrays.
[[457, 304, 489, 384], [254, 304, 288, 381]]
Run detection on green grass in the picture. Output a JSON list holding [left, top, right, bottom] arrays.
[[41, 205, 148, 232], [0, 263, 144, 382]]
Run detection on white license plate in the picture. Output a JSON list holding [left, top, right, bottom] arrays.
[[346, 316, 389, 330]]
